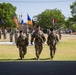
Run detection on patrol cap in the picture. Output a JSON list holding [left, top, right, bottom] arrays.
[[50, 28, 54, 31]]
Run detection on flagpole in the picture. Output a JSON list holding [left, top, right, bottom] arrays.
[[19, 15, 20, 24], [52, 24, 54, 30], [52, 18, 56, 30], [52, 19, 54, 29]]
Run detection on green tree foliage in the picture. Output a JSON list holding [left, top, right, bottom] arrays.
[[70, 24, 76, 31], [70, 1, 76, 29], [65, 1, 76, 31], [70, 1, 76, 16], [65, 18, 73, 29], [36, 9, 65, 29], [0, 3, 16, 27], [67, 0, 76, 30], [70, 0, 76, 23]]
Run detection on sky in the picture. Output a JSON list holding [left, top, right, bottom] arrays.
[[0, 0, 75, 22]]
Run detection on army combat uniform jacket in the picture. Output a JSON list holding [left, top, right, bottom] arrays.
[[16, 35, 28, 47], [31, 30, 46, 45]]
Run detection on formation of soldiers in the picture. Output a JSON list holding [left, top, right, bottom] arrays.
[[16, 25, 60, 60], [0, 27, 7, 39], [0, 27, 19, 42], [0, 26, 61, 60]]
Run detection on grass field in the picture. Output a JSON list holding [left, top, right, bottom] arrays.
[[0, 34, 76, 61]]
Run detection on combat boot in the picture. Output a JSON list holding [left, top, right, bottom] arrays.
[[37, 55, 39, 60], [50, 53, 54, 59], [20, 56, 23, 60]]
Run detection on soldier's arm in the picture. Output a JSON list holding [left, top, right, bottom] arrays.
[[16, 39, 19, 48], [56, 35, 59, 43], [16, 37, 20, 48], [42, 32, 46, 42], [25, 37, 29, 46]]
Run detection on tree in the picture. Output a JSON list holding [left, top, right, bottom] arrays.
[[70, 24, 76, 31], [70, 0, 76, 16], [66, 0, 76, 30], [0, 3, 16, 27], [70, 0, 76, 24], [65, 17, 73, 29], [36, 9, 65, 29]]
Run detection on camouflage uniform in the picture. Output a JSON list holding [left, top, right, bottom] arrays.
[[14, 28, 18, 43], [16, 32, 28, 60], [58, 30, 62, 40], [31, 30, 46, 60], [10, 29, 13, 42], [2, 27, 7, 39], [47, 30, 59, 59]]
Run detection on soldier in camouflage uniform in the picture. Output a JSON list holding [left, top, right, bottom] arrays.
[[14, 28, 18, 43], [47, 28, 59, 59], [58, 30, 62, 40], [16, 30, 28, 60], [2, 27, 7, 39], [31, 25, 46, 60], [10, 29, 13, 42]]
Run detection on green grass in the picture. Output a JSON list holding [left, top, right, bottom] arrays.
[[0, 34, 76, 61]]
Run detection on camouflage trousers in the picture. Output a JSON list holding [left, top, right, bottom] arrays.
[[10, 35, 13, 42], [59, 34, 61, 40], [35, 43, 43, 59], [19, 46, 27, 59], [49, 43, 56, 59], [3, 34, 6, 39]]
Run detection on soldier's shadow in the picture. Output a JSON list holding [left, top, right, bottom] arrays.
[[0, 58, 37, 61], [17, 58, 37, 61], [17, 57, 50, 61], [0, 58, 50, 61], [40, 58, 50, 60]]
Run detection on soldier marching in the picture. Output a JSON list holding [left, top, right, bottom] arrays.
[[14, 28, 19, 43], [47, 28, 59, 59], [2, 27, 7, 39], [31, 25, 46, 60], [16, 30, 28, 60], [58, 30, 62, 40], [0, 26, 60, 60], [9, 29, 13, 42]]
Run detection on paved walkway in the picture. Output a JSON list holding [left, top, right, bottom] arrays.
[[0, 61, 76, 75]]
